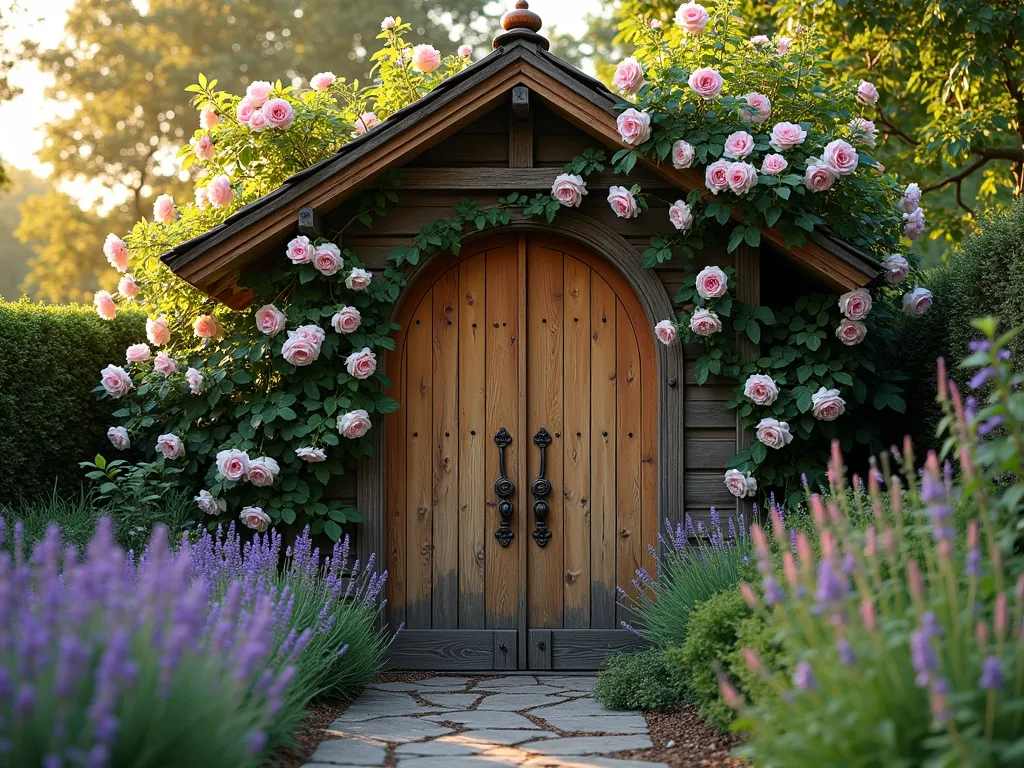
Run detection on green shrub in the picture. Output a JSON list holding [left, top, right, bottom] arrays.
[[665, 590, 751, 729], [595, 649, 685, 711], [0, 300, 144, 504], [0, 487, 102, 553], [728, 613, 784, 711]]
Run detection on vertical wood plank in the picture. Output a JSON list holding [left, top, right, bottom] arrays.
[[590, 274, 617, 629], [493, 630, 518, 671], [639, 304, 659, 583], [527, 242, 564, 630], [406, 294, 434, 628], [432, 269, 460, 628], [734, 244, 760, 521], [615, 301, 643, 627], [509, 87, 534, 168], [385, 342, 407, 629], [516, 235, 529, 670], [458, 257, 486, 628], [562, 255, 591, 628], [485, 244, 519, 629]]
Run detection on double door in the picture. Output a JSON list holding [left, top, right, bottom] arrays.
[[385, 234, 658, 669]]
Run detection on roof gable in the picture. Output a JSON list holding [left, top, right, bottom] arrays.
[[163, 39, 881, 305]]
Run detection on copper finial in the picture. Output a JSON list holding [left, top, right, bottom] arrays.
[[494, 0, 549, 50]]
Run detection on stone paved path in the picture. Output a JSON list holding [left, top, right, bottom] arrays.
[[303, 675, 667, 768]]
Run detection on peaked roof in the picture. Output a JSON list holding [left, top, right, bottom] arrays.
[[163, 38, 882, 306]]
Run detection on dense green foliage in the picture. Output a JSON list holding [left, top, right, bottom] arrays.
[[0, 300, 144, 504], [595, 649, 685, 711]]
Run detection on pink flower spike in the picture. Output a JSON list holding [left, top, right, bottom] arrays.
[[810, 494, 826, 528], [783, 553, 799, 588], [864, 527, 877, 559], [739, 581, 758, 608], [796, 533, 813, 569], [741, 648, 764, 674], [770, 506, 787, 547], [936, 358, 948, 401], [717, 676, 743, 709], [995, 593, 1008, 642], [750, 524, 769, 559], [860, 598, 877, 631], [820, 530, 833, 560], [907, 559, 924, 602], [976, 620, 989, 650]]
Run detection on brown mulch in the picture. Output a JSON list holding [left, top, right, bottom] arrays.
[[615, 704, 748, 768]]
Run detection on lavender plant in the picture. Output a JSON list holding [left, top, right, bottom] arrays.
[[721, 325, 1024, 765], [619, 509, 753, 648]]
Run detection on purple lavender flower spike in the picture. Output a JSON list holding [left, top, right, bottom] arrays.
[[836, 638, 855, 665], [969, 339, 990, 353], [978, 415, 1005, 436], [979, 655, 1002, 690], [792, 661, 817, 690], [910, 628, 939, 687]]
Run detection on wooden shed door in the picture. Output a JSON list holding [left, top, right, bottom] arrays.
[[386, 234, 658, 670]]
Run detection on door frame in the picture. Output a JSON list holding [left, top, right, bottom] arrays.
[[361, 212, 684, 668]]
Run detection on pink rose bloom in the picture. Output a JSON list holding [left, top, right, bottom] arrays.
[[740, 93, 771, 124], [310, 71, 336, 90], [216, 449, 251, 481], [126, 343, 151, 364], [294, 324, 325, 345], [669, 200, 693, 231], [236, 98, 257, 124], [902, 286, 933, 317], [240, 507, 271, 532], [103, 233, 130, 272], [458, 44, 473, 57], [194, 134, 214, 160], [650, 19, 663, 29], [804, 161, 837, 193], [246, 456, 280, 487], [848, 117, 878, 148], [881, 254, 910, 285], [836, 318, 867, 346], [743, 373, 779, 405], [296, 447, 327, 463], [346, 268, 373, 291], [857, 80, 879, 106], [607, 186, 640, 219], [248, 110, 268, 132], [723, 131, 754, 160], [411, 44, 441, 73], [654, 320, 677, 345], [255, 304, 287, 336], [822, 139, 859, 176], [286, 235, 314, 265], [262, 98, 295, 130], [154, 351, 177, 376], [346, 347, 378, 380], [769, 122, 807, 151], [146, 315, 170, 346], [206, 175, 234, 208], [761, 153, 788, 175], [724, 469, 754, 498], [195, 186, 208, 209], [675, 1, 710, 33], [108, 426, 130, 451], [155, 433, 184, 460], [381, 16, 396, 30], [899, 182, 921, 213], [672, 140, 695, 169], [193, 314, 220, 339], [696, 265, 728, 299], [616, 108, 651, 145], [705, 159, 730, 194], [903, 207, 926, 240], [281, 327, 323, 367], [313, 243, 344, 276], [194, 490, 225, 515], [838, 288, 872, 321], [153, 194, 175, 224], [245, 80, 273, 107], [688, 67, 723, 99], [612, 57, 645, 95], [200, 103, 219, 129], [100, 364, 133, 398], [332, 307, 362, 334], [186, 367, 204, 394], [726, 162, 758, 195], [118, 274, 139, 300], [551, 173, 587, 207], [689, 308, 722, 337], [750, 35, 771, 47], [811, 387, 846, 422], [94, 290, 117, 320], [775, 36, 792, 55], [354, 112, 380, 136], [339, 409, 372, 439], [756, 418, 793, 449]]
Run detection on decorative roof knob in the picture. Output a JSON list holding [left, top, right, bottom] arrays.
[[494, 0, 549, 50]]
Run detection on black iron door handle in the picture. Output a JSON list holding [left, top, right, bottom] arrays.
[[531, 428, 553, 547], [493, 428, 515, 547]]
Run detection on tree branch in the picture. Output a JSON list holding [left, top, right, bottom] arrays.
[[922, 157, 990, 194], [876, 110, 918, 147]]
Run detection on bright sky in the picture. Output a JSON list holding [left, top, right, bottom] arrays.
[[0, 0, 605, 207]]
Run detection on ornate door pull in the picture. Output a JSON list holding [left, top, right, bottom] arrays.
[[531, 427, 553, 547], [493, 427, 515, 547]]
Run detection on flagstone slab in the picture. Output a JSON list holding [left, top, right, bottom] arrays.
[[519, 736, 652, 755], [424, 711, 543, 729], [418, 692, 480, 709], [326, 716, 455, 743], [533, 677, 598, 691], [417, 676, 476, 688], [470, 684, 569, 695], [308, 737, 388, 765], [335, 691, 452, 722], [477, 693, 566, 711], [398, 757, 528, 768], [524, 758, 668, 768], [534, 715, 648, 734], [471, 675, 539, 688], [530, 698, 613, 717], [456, 730, 558, 746]]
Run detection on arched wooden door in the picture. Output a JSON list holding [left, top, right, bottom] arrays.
[[385, 234, 658, 670]]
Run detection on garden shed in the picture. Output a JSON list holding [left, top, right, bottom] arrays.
[[161, 3, 883, 671]]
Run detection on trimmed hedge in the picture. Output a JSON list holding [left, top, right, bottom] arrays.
[[0, 300, 144, 504], [901, 200, 1024, 443]]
